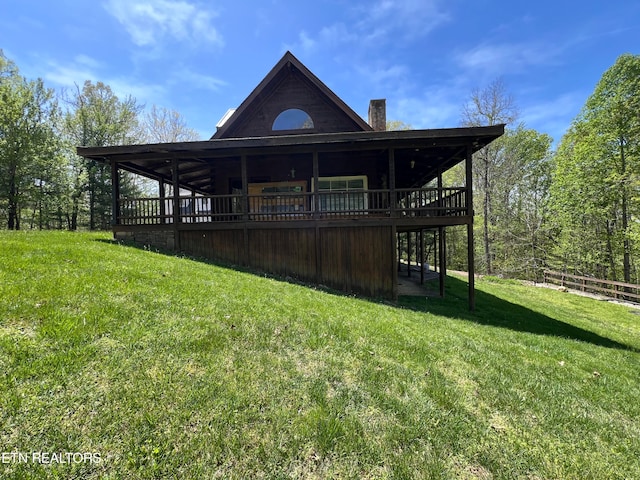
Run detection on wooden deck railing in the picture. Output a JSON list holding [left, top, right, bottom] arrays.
[[396, 188, 466, 217], [543, 270, 640, 303], [119, 198, 172, 225], [116, 187, 468, 225]]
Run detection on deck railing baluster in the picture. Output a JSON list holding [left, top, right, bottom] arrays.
[[116, 186, 470, 225]]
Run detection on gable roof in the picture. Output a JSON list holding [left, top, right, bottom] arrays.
[[211, 51, 372, 139]]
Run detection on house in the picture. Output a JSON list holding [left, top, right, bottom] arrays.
[[77, 51, 504, 308]]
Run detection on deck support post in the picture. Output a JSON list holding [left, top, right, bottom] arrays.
[[171, 158, 181, 251], [438, 226, 445, 298], [389, 147, 399, 299], [407, 231, 412, 278], [313, 151, 322, 283], [159, 179, 166, 224], [110, 160, 120, 227], [388, 148, 396, 217], [190, 189, 196, 223], [437, 168, 443, 210], [312, 151, 320, 218], [397, 231, 402, 272], [241, 155, 249, 265], [433, 230, 438, 273], [420, 229, 424, 285], [466, 143, 475, 311], [241, 155, 248, 220], [391, 223, 398, 300]]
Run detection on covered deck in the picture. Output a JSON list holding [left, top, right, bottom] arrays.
[[78, 124, 504, 306], [79, 126, 503, 229]]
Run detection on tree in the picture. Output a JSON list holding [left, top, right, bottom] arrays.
[[63, 81, 143, 230], [461, 79, 518, 274], [551, 127, 613, 277], [141, 105, 200, 143], [550, 54, 640, 282], [386, 120, 412, 131], [0, 51, 63, 230], [491, 126, 553, 280]]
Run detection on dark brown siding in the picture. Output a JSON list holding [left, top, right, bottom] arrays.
[[248, 228, 317, 281], [181, 230, 244, 265], [319, 226, 394, 298], [178, 225, 394, 298], [225, 69, 366, 138]]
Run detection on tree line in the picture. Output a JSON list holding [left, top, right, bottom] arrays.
[[1, 50, 639, 283], [0, 50, 199, 231], [443, 53, 640, 284]]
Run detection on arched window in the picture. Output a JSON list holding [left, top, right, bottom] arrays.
[[272, 109, 314, 130]]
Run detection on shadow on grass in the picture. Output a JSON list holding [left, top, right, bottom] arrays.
[[96, 238, 637, 353], [94, 237, 348, 294], [398, 275, 638, 352]]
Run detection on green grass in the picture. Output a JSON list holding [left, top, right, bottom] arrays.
[[1, 230, 639, 479]]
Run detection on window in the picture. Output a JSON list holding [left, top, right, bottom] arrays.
[[314, 175, 368, 213], [247, 181, 308, 218], [272, 109, 314, 130]]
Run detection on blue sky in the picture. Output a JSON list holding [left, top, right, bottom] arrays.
[[1, 0, 638, 143]]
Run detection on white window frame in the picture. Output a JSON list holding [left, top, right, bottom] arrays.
[[312, 175, 368, 213]]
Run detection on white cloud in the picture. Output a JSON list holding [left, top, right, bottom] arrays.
[[40, 57, 167, 107], [108, 77, 167, 105], [43, 61, 98, 88], [393, 96, 459, 129], [169, 67, 227, 92], [354, 62, 411, 94], [357, 0, 450, 41], [287, 25, 357, 56], [455, 41, 563, 76], [317, 23, 359, 48], [522, 93, 581, 125], [291, 0, 449, 55], [520, 92, 585, 144], [103, 0, 224, 48], [297, 31, 317, 53], [390, 81, 466, 129], [37, 52, 226, 117], [74, 54, 104, 70]]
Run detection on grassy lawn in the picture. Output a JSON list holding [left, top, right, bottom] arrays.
[[1, 230, 639, 479]]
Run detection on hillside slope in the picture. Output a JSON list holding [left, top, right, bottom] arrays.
[[1, 231, 639, 479]]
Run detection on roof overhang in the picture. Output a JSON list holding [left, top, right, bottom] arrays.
[[77, 124, 505, 193]]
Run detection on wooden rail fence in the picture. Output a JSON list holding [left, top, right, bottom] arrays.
[[543, 270, 640, 303]]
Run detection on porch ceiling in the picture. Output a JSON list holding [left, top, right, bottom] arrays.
[[77, 124, 504, 194]]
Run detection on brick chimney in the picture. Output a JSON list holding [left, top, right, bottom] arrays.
[[368, 99, 386, 131]]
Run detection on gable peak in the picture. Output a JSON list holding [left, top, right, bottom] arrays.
[[211, 51, 372, 139]]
